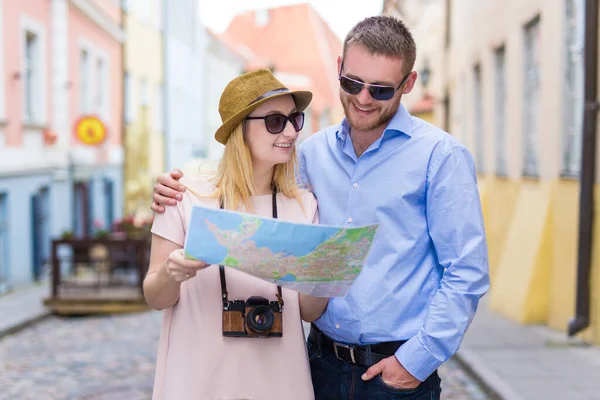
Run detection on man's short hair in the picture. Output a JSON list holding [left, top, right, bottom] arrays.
[[343, 16, 417, 75]]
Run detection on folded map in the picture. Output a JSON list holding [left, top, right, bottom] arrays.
[[183, 205, 379, 297]]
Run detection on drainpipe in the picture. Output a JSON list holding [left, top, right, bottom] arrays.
[[569, 0, 600, 337]]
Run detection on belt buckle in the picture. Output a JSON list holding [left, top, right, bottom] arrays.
[[333, 342, 356, 364]]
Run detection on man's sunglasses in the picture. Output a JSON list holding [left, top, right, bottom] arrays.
[[245, 111, 305, 134], [338, 70, 411, 101]]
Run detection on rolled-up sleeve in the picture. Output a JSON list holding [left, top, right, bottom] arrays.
[[151, 200, 186, 247], [395, 145, 490, 381]]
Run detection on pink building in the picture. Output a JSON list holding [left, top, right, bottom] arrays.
[[0, 0, 124, 288]]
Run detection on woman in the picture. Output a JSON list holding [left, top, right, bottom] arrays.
[[144, 69, 327, 400]]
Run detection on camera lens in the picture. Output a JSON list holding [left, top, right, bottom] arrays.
[[246, 305, 274, 333]]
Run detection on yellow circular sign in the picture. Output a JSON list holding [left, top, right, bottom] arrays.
[[74, 116, 107, 146]]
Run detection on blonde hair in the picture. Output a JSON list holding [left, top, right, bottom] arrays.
[[209, 123, 305, 212]]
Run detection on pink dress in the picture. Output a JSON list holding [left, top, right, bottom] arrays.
[[150, 174, 318, 400]]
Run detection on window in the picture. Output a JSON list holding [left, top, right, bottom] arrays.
[[94, 53, 110, 120], [24, 31, 38, 122], [523, 16, 541, 177], [0, 193, 8, 288], [255, 9, 269, 27], [154, 0, 163, 31], [95, 58, 104, 114], [124, 72, 135, 123], [443, 89, 451, 133], [495, 46, 507, 176], [138, 0, 150, 23], [21, 17, 46, 124], [444, 0, 452, 48], [154, 84, 163, 132], [80, 49, 92, 113], [563, 0, 584, 176], [473, 64, 484, 172], [140, 78, 149, 106]]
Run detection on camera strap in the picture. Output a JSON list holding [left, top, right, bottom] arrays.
[[219, 189, 284, 310]]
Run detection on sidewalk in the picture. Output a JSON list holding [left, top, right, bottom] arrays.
[[2, 285, 600, 400], [0, 282, 51, 339], [456, 298, 600, 400]]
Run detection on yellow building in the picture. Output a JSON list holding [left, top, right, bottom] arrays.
[[122, 0, 165, 217], [385, 0, 600, 345]]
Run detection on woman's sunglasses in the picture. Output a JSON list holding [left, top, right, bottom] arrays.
[[338, 71, 411, 101], [245, 111, 305, 134]]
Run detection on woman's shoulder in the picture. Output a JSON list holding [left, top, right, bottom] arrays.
[[279, 189, 317, 222], [180, 173, 217, 199], [279, 188, 315, 203], [298, 189, 317, 207]]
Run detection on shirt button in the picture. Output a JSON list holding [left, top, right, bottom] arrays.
[[352, 183, 358, 188], [335, 324, 340, 329], [347, 217, 353, 223]]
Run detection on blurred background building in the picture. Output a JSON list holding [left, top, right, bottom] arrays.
[[122, 0, 164, 218], [0, 1, 345, 292], [7, 0, 595, 348], [382, 0, 444, 125], [385, 0, 600, 346], [219, 3, 343, 141], [0, 0, 124, 292]]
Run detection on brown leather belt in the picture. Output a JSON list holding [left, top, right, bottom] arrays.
[[309, 324, 406, 367]]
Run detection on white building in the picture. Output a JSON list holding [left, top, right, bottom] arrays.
[[163, 0, 206, 171], [202, 29, 245, 163]]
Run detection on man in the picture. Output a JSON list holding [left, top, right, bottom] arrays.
[[151, 16, 489, 400]]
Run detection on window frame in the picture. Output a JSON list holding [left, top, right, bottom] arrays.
[[561, 0, 585, 177], [522, 15, 541, 178], [494, 45, 508, 176], [21, 16, 47, 125], [473, 63, 485, 173]]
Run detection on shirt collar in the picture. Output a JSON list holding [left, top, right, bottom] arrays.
[[335, 104, 413, 141]]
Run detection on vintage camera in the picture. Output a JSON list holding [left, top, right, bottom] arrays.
[[222, 296, 283, 338]]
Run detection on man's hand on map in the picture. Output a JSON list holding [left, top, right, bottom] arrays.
[[163, 248, 208, 282], [151, 169, 185, 214]]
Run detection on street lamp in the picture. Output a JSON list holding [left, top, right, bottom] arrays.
[[420, 59, 431, 91]]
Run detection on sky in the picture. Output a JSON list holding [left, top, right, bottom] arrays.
[[198, 0, 385, 41]]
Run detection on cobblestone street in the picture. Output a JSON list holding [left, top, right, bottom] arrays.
[[0, 311, 491, 399]]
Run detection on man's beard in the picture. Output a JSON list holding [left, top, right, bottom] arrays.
[[341, 96, 399, 132]]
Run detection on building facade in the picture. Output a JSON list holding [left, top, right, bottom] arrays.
[[0, 0, 123, 290], [201, 29, 244, 163], [163, 0, 206, 172], [412, 0, 599, 344], [122, 0, 164, 217], [219, 4, 343, 137], [382, 0, 446, 125]]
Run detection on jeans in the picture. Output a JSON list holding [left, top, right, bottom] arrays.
[[307, 336, 442, 399]]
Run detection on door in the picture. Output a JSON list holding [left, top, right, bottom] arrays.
[[74, 181, 91, 238], [30, 188, 50, 280]]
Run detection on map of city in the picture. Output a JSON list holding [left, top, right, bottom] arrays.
[[183, 205, 379, 297]]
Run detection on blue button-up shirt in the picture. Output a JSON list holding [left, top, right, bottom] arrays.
[[298, 104, 489, 381]]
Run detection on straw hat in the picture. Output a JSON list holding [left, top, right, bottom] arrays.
[[214, 69, 313, 144]]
